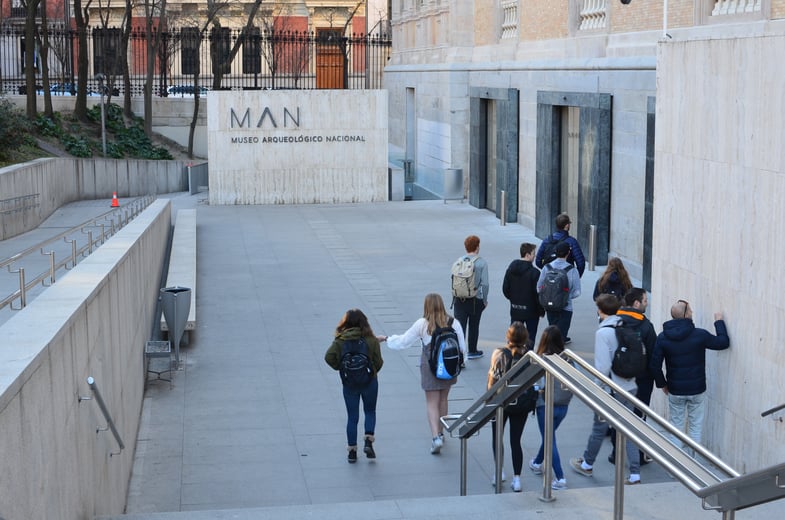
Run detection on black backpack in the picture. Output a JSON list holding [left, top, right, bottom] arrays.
[[539, 234, 568, 267], [428, 320, 463, 380], [339, 338, 373, 388], [538, 264, 574, 312], [610, 321, 647, 379], [500, 348, 538, 415]]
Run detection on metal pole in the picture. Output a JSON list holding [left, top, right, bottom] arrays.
[[494, 406, 505, 493], [500, 190, 506, 226], [539, 372, 555, 502], [613, 429, 626, 519], [588, 224, 597, 271], [460, 437, 468, 496], [663, 0, 669, 38], [100, 90, 106, 157]]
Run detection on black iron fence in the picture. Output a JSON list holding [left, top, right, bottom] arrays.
[[0, 25, 391, 97]]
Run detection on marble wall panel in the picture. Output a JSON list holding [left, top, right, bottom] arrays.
[[654, 35, 785, 470], [207, 91, 388, 205]]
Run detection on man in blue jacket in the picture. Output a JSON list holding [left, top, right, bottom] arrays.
[[650, 299, 730, 451], [535, 213, 586, 277]]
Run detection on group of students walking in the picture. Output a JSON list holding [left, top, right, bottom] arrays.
[[324, 212, 731, 493]]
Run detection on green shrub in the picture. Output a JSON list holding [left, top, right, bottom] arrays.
[[0, 98, 33, 157], [60, 133, 93, 157], [34, 113, 63, 138]]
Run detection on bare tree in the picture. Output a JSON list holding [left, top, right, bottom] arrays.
[[72, 0, 92, 122], [323, 1, 363, 89], [38, 0, 55, 118], [259, 2, 310, 89], [22, 0, 42, 118], [182, 0, 263, 157]]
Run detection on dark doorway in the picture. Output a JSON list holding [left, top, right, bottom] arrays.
[[643, 97, 655, 291], [535, 91, 612, 266], [469, 87, 519, 223]]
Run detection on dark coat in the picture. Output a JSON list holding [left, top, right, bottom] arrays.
[[535, 230, 586, 276], [593, 272, 628, 301], [617, 307, 657, 378], [650, 319, 729, 396], [502, 259, 543, 320]]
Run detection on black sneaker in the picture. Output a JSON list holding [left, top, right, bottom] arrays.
[[608, 452, 615, 464], [348, 448, 357, 463], [467, 351, 484, 360], [364, 438, 376, 459], [564, 337, 572, 345]]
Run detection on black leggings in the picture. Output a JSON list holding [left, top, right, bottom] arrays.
[[491, 411, 528, 475]]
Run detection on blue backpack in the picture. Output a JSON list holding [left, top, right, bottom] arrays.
[[428, 320, 463, 380]]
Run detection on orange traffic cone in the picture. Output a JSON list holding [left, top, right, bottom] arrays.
[[111, 192, 120, 208]]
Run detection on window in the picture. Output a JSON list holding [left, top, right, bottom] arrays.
[[93, 28, 122, 76], [180, 27, 201, 75]]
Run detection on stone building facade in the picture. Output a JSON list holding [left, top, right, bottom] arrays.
[[385, 0, 785, 472]]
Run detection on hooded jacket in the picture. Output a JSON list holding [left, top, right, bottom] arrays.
[[650, 318, 729, 396], [324, 327, 383, 378], [616, 307, 657, 378], [535, 230, 586, 276], [502, 259, 543, 319]]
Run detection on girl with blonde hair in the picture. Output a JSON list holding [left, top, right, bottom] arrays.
[[381, 293, 467, 454]]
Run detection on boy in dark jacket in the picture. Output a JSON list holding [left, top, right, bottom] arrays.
[[502, 242, 544, 344], [650, 299, 730, 452]]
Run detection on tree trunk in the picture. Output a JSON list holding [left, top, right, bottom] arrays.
[[39, 0, 53, 118], [119, 0, 132, 120], [24, 0, 41, 119], [73, 0, 89, 122]]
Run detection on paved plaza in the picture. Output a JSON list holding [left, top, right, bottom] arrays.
[[3, 192, 782, 519]]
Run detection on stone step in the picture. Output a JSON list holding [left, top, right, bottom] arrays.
[[96, 481, 783, 520]]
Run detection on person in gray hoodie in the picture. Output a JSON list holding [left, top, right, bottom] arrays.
[[570, 294, 642, 485]]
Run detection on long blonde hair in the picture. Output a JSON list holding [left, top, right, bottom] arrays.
[[423, 293, 450, 335]]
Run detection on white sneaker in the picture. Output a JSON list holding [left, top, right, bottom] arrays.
[[491, 469, 506, 486], [551, 478, 567, 490], [511, 475, 522, 492], [529, 459, 543, 475], [430, 436, 443, 454]]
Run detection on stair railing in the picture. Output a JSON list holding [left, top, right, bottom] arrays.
[[443, 349, 785, 519]]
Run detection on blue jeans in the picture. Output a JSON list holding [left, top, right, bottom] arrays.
[[583, 393, 640, 475], [342, 377, 378, 447], [533, 405, 569, 480], [668, 392, 705, 449]]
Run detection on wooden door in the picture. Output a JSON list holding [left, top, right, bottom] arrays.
[[316, 29, 344, 89]]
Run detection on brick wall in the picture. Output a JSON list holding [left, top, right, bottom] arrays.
[[520, 0, 569, 41], [611, 0, 695, 33]]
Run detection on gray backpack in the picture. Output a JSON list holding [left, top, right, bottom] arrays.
[[538, 264, 573, 311]]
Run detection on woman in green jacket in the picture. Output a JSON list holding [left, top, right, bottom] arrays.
[[325, 309, 384, 463]]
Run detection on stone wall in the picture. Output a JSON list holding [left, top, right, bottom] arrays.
[[207, 90, 388, 205], [0, 157, 187, 240], [385, 55, 656, 277], [652, 35, 785, 472], [0, 200, 170, 519]]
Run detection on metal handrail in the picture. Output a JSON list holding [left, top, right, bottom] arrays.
[[0, 196, 153, 311], [559, 349, 739, 478], [762, 403, 785, 418], [79, 376, 124, 456], [441, 349, 772, 519]]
